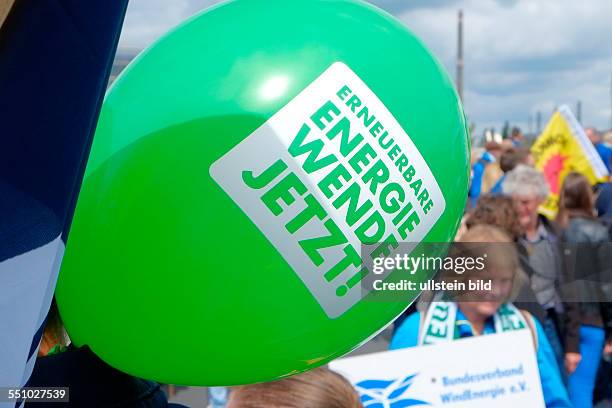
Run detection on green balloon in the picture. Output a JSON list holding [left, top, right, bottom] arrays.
[[56, 0, 469, 385]]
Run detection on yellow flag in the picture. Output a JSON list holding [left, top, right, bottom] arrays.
[[531, 105, 609, 219]]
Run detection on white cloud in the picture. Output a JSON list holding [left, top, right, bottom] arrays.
[[118, 0, 220, 48], [396, 0, 612, 132], [118, 0, 612, 133]]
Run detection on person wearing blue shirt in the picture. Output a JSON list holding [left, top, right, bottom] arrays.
[[490, 173, 505, 194], [391, 307, 571, 407], [510, 127, 525, 147], [390, 225, 571, 408], [586, 127, 612, 173], [468, 151, 492, 206], [490, 147, 534, 195], [595, 143, 612, 174], [469, 145, 501, 206]]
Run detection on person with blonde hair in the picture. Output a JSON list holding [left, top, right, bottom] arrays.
[[465, 194, 547, 325], [390, 225, 571, 407], [227, 367, 362, 408]]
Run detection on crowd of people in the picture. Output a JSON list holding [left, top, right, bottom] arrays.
[[28, 126, 612, 408], [450, 126, 612, 407]]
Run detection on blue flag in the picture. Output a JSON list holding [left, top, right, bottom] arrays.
[[0, 0, 128, 394]]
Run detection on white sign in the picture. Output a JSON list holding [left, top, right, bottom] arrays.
[[330, 330, 545, 408], [210, 62, 444, 318]]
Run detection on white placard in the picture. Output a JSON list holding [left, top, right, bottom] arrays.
[[210, 62, 444, 318], [330, 330, 545, 408]]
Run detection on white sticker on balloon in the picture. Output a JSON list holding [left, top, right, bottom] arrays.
[[210, 62, 445, 318]]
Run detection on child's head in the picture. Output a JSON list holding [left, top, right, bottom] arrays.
[[227, 367, 362, 408], [448, 225, 524, 318]]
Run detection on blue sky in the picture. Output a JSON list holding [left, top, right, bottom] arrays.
[[118, 0, 612, 135]]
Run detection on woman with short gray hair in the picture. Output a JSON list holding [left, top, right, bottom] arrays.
[[502, 164, 550, 199], [504, 164, 582, 386]]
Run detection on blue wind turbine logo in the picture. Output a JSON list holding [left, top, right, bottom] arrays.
[[355, 374, 430, 408]]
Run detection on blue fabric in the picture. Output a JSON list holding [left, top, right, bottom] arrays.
[[469, 153, 494, 206], [535, 319, 573, 408], [490, 174, 505, 195], [0, 0, 128, 391], [389, 312, 420, 350], [596, 183, 612, 219], [0, 180, 60, 262], [543, 316, 568, 385], [390, 310, 571, 407], [568, 325, 605, 408], [482, 151, 495, 163], [0, 0, 128, 240], [209, 387, 229, 408], [595, 143, 612, 173], [469, 160, 486, 204]]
